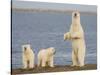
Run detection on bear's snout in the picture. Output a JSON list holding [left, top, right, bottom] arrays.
[[74, 13, 77, 17]]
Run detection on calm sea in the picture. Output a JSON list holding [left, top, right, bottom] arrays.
[[12, 11, 97, 69]]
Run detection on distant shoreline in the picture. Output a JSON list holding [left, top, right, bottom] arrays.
[[11, 64, 97, 74], [12, 8, 97, 15]]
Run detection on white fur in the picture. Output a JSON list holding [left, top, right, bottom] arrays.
[[37, 47, 55, 67], [64, 11, 86, 67], [22, 44, 35, 69]]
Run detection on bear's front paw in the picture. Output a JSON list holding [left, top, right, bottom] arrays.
[[50, 65, 54, 68], [64, 33, 70, 40]]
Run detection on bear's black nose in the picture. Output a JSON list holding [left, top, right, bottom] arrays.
[[74, 13, 77, 17]]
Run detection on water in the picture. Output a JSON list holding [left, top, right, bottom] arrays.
[[12, 11, 97, 69]]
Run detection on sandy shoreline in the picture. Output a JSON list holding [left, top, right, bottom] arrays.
[[12, 64, 97, 74]]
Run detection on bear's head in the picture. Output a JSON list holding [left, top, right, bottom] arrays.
[[47, 47, 56, 56], [22, 44, 32, 53], [72, 11, 80, 18], [72, 11, 81, 25]]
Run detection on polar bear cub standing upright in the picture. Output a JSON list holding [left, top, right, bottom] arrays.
[[38, 47, 56, 67], [22, 44, 35, 69], [64, 11, 86, 67]]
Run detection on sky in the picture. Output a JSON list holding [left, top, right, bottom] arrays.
[[12, 0, 97, 13]]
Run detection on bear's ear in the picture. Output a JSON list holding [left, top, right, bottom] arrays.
[[24, 47, 27, 51]]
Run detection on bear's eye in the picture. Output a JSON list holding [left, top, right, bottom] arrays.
[[24, 47, 27, 51]]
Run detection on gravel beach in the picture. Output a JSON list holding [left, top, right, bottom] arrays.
[[12, 64, 97, 74]]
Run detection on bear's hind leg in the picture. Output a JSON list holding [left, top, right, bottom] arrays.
[[78, 49, 85, 67], [29, 59, 34, 68], [71, 50, 78, 66], [42, 60, 46, 67]]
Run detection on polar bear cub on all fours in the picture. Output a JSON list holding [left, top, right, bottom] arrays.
[[22, 44, 35, 69], [37, 47, 56, 67], [64, 11, 86, 67]]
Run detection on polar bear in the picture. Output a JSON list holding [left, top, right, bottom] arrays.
[[64, 11, 86, 67], [22, 44, 35, 69], [37, 47, 56, 67]]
